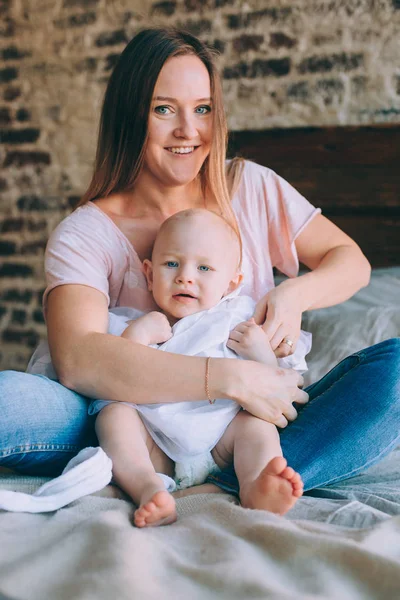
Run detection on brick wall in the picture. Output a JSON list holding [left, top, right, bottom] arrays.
[[1, 0, 400, 371]]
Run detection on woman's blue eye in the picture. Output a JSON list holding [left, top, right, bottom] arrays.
[[196, 106, 211, 115], [166, 261, 178, 268], [155, 106, 170, 115], [198, 265, 210, 272]]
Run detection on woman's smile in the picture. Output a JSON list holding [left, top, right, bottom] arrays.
[[165, 146, 199, 156]]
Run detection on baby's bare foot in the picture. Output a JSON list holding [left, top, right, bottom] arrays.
[[134, 490, 177, 528], [240, 456, 303, 516]]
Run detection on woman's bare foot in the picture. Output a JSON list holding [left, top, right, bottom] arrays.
[[240, 456, 303, 516], [134, 488, 177, 528]]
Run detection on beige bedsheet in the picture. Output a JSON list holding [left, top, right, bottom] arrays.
[[0, 467, 399, 600], [0, 268, 399, 599]]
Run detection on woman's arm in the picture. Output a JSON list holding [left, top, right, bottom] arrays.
[[47, 284, 307, 426], [254, 214, 371, 355], [287, 213, 371, 311]]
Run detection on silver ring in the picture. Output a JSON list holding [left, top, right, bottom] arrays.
[[283, 337, 294, 348]]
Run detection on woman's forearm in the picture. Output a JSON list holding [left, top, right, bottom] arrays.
[[59, 332, 233, 405], [289, 244, 371, 312]]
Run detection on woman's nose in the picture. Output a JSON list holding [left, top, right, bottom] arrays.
[[174, 114, 197, 139]]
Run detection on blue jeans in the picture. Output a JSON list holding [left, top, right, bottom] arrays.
[[0, 339, 399, 489]]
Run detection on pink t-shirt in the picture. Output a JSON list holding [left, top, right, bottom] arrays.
[[43, 161, 321, 315]]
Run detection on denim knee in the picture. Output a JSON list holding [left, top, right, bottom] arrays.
[[356, 338, 400, 415], [0, 369, 96, 458]]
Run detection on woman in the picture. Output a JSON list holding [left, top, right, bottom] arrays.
[[0, 29, 399, 497]]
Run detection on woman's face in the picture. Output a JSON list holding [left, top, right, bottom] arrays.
[[143, 54, 213, 189]]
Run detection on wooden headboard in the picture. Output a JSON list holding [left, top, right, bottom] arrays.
[[228, 125, 400, 268]]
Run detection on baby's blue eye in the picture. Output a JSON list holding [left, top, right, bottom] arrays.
[[166, 261, 178, 268], [198, 265, 210, 272]]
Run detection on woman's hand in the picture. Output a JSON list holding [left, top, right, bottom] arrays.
[[227, 359, 308, 428], [253, 279, 304, 358]]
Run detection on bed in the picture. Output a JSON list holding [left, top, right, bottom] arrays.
[[1, 125, 399, 599], [0, 266, 399, 600]]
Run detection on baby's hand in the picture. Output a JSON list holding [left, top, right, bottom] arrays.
[[227, 318, 278, 366], [122, 311, 173, 346]]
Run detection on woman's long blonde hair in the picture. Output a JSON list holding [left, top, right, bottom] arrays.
[[77, 28, 244, 235]]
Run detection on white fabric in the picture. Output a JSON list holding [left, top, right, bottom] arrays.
[[88, 289, 311, 463], [0, 447, 176, 513], [0, 447, 112, 513]]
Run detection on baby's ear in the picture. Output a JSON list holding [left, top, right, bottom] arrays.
[[142, 259, 153, 291], [225, 271, 243, 295]]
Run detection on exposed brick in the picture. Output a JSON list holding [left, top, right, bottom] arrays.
[[351, 76, 367, 95], [287, 81, 310, 101], [104, 54, 120, 72], [20, 240, 46, 254], [95, 30, 127, 48], [3, 86, 21, 101], [37, 289, 46, 304], [16, 108, 31, 122], [0, 241, 16, 255], [180, 19, 212, 36], [395, 75, 400, 95], [0, 106, 11, 124], [0, 218, 23, 233], [214, 0, 235, 6], [151, 1, 177, 15], [27, 219, 47, 232], [1, 128, 40, 144], [0, 177, 7, 191], [33, 309, 45, 324], [298, 53, 363, 74], [184, 0, 208, 11], [0, 67, 18, 84], [0, 307, 6, 321], [68, 195, 81, 208], [238, 83, 256, 100], [54, 12, 97, 29], [63, 0, 99, 6], [3, 151, 51, 167], [270, 32, 296, 49], [226, 7, 292, 29], [76, 57, 98, 73], [2, 328, 39, 348], [0, 0, 10, 16], [12, 309, 27, 326], [224, 58, 290, 79], [0, 263, 34, 278], [393, 0, 400, 8], [315, 78, 344, 105], [1, 46, 31, 60], [233, 35, 264, 53], [17, 195, 59, 211], [207, 39, 226, 54], [1, 289, 33, 303], [0, 17, 15, 37]]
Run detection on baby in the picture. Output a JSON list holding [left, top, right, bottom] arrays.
[[90, 209, 307, 527]]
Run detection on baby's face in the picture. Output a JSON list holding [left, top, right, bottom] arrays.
[[143, 212, 242, 322]]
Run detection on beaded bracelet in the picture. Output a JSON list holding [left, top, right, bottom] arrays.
[[205, 357, 215, 404]]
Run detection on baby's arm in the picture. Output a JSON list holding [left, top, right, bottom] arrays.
[[122, 311, 173, 346], [227, 318, 278, 367]]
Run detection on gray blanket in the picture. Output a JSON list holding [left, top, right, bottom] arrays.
[[0, 447, 400, 599]]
